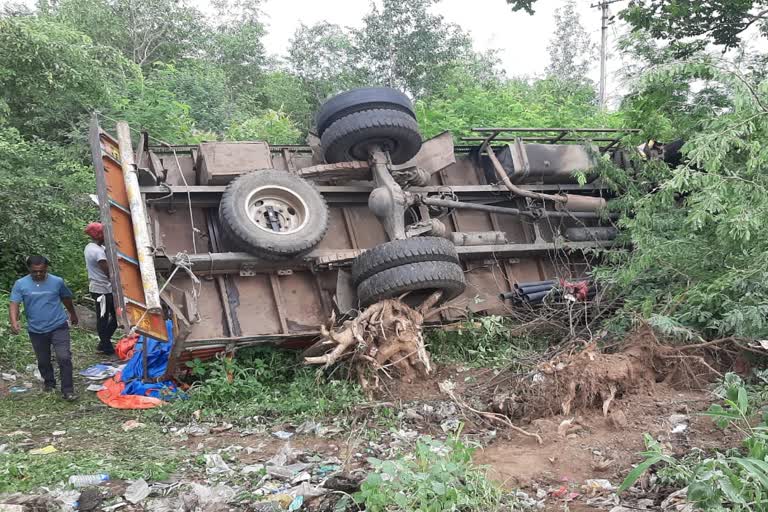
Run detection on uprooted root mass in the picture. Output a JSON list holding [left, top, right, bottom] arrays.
[[304, 299, 432, 394]]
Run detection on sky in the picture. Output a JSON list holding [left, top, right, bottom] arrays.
[[255, 0, 631, 99]]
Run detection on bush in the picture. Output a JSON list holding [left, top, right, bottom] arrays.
[[166, 347, 363, 422], [356, 434, 505, 512], [620, 372, 768, 510]]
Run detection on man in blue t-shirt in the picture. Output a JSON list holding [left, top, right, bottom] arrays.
[[9, 256, 79, 400]]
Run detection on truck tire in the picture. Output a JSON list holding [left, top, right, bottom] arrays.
[[351, 237, 459, 287], [356, 260, 466, 307], [321, 109, 422, 165], [315, 87, 416, 137], [219, 170, 329, 259]]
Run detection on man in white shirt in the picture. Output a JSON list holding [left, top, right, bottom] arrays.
[[84, 222, 117, 355]]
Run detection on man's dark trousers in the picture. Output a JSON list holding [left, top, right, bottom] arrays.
[[91, 292, 117, 354], [29, 323, 73, 394]]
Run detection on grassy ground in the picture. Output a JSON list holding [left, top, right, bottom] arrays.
[[0, 293, 185, 492]]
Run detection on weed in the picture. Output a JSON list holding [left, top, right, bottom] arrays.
[[356, 432, 507, 512], [620, 373, 768, 510], [164, 347, 364, 422], [428, 315, 546, 369]]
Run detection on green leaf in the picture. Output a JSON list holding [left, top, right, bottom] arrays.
[[618, 455, 663, 492]]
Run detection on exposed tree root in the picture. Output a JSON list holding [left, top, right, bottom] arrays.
[[304, 298, 435, 396]]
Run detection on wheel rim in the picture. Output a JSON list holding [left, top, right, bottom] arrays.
[[245, 185, 309, 235]]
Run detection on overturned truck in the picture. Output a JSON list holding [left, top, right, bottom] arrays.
[[89, 87, 636, 377]]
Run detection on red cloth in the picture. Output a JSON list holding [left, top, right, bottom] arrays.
[[85, 222, 104, 239], [560, 279, 591, 301], [115, 333, 139, 361], [96, 371, 165, 410]]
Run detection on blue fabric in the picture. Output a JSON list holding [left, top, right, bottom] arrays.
[[120, 320, 183, 400], [10, 274, 72, 334]]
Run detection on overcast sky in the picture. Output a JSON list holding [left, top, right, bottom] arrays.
[[256, 0, 631, 99]]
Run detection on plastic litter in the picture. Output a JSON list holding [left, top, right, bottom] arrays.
[[242, 464, 265, 475], [2, 372, 17, 381], [204, 453, 232, 474], [124, 479, 151, 504], [29, 445, 57, 455], [9, 386, 28, 393], [86, 384, 105, 392], [272, 430, 294, 440], [671, 423, 688, 434], [584, 479, 615, 493], [52, 430, 66, 436], [68, 474, 110, 487], [79, 364, 121, 381], [288, 495, 303, 511], [121, 420, 146, 431]]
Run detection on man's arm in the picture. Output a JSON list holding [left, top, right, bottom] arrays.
[[62, 298, 79, 326], [59, 280, 78, 326], [97, 259, 110, 279], [8, 301, 20, 335]]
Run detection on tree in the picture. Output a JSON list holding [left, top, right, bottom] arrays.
[[508, 0, 768, 51], [0, 16, 135, 141], [225, 110, 302, 144], [545, 0, 597, 86], [598, 59, 768, 338], [287, 22, 365, 105], [207, 0, 267, 94], [621, 1, 768, 50], [53, 0, 208, 66], [0, 124, 93, 292], [354, 0, 477, 98]]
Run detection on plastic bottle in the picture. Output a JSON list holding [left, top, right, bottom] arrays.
[[68, 474, 110, 487]]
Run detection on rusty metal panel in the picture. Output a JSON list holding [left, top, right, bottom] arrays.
[[230, 274, 283, 335], [277, 272, 327, 332], [316, 208, 354, 250], [197, 142, 273, 185]]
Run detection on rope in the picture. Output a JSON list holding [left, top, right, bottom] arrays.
[[128, 252, 201, 336]]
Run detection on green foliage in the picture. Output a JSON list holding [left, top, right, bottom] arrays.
[[619, 373, 768, 511], [416, 77, 621, 140], [167, 348, 363, 422], [53, 0, 209, 66], [149, 61, 235, 132], [0, 16, 135, 141], [225, 110, 302, 144], [545, 0, 597, 86], [0, 127, 92, 293], [428, 315, 546, 369], [621, 1, 768, 51], [598, 60, 768, 338], [357, 434, 505, 512]]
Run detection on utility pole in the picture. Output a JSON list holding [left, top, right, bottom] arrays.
[[591, 0, 621, 110]]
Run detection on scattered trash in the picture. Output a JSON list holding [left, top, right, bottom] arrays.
[[205, 454, 233, 475], [86, 384, 105, 392], [52, 430, 66, 436], [25, 364, 43, 382], [668, 414, 688, 426], [175, 424, 210, 437], [272, 430, 294, 440], [267, 445, 300, 467], [287, 495, 303, 511], [78, 487, 103, 511], [1, 373, 17, 381], [121, 420, 146, 431], [671, 423, 688, 434], [124, 479, 151, 504], [9, 386, 29, 393], [583, 479, 615, 494], [68, 474, 110, 487], [79, 364, 122, 381], [29, 445, 57, 455], [211, 423, 233, 433], [242, 464, 265, 475], [440, 418, 460, 432]]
